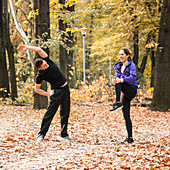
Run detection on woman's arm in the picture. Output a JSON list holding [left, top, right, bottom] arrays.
[[121, 66, 137, 83], [18, 45, 48, 58]]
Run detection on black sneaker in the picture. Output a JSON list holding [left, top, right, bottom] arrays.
[[109, 102, 123, 111], [37, 134, 44, 142], [121, 138, 134, 144]]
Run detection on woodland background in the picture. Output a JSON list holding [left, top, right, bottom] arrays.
[[0, 0, 169, 111]]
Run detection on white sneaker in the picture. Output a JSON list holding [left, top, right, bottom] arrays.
[[37, 134, 44, 142], [61, 136, 73, 141]]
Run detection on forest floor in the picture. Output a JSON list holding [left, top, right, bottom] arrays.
[[0, 102, 169, 169]]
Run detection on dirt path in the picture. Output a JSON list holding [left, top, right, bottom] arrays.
[[0, 104, 169, 169]]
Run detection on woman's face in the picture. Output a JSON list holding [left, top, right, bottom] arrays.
[[119, 50, 129, 63]]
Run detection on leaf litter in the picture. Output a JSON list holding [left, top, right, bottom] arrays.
[[0, 103, 169, 169]]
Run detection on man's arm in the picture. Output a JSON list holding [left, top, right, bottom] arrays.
[[18, 45, 48, 58], [34, 83, 54, 97]]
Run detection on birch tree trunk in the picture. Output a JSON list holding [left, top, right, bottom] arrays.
[[9, 0, 34, 68]]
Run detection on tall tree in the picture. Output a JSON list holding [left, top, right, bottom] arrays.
[[58, 0, 67, 77], [0, 1, 10, 98], [150, 47, 155, 87], [66, 5, 75, 87], [58, 0, 75, 87], [152, 0, 170, 111], [0, 0, 17, 99], [3, 0, 17, 100], [33, 0, 50, 109]]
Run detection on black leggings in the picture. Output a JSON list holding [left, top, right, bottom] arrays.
[[115, 83, 137, 138]]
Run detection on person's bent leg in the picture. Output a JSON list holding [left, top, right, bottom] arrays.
[[115, 83, 122, 102], [59, 85, 70, 138], [121, 83, 137, 100], [109, 83, 123, 111]]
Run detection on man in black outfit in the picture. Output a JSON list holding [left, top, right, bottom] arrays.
[[18, 45, 72, 142]]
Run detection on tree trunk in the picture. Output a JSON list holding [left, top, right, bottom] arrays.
[[139, 50, 149, 74], [133, 29, 139, 66], [3, 0, 17, 100], [66, 5, 75, 87], [33, 0, 50, 109], [58, 0, 75, 87], [59, 19, 67, 76], [67, 31, 74, 87], [152, 0, 170, 111], [0, 0, 10, 98], [86, 13, 94, 83], [150, 48, 155, 87], [59, 0, 67, 76], [139, 32, 153, 74]]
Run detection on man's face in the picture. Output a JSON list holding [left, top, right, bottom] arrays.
[[39, 60, 49, 70]]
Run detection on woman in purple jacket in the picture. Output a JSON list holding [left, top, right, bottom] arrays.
[[110, 49, 138, 143]]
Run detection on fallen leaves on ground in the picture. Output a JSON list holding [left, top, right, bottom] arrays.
[[0, 103, 169, 169]]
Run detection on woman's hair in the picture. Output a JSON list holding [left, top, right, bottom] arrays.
[[122, 48, 132, 61], [34, 58, 43, 68]]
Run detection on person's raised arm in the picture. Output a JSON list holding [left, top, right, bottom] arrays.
[[18, 45, 48, 58]]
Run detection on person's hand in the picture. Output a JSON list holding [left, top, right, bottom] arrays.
[[18, 45, 27, 52], [49, 90, 54, 96], [115, 77, 123, 84], [111, 77, 117, 85]]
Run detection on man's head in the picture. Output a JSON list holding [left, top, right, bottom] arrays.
[[34, 58, 49, 70]]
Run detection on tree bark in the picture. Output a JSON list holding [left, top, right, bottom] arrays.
[[139, 50, 149, 74], [59, 19, 67, 76], [3, 0, 17, 100], [139, 32, 153, 74], [0, 0, 10, 98], [59, 0, 67, 76], [85, 13, 94, 84], [133, 29, 139, 66], [66, 4, 75, 87], [33, 0, 50, 109], [152, 0, 170, 111], [58, 0, 75, 86], [150, 48, 155, 87], [67, 32, 74, 87]]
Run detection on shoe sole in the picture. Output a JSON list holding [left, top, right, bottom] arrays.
[[121, 141, 134, 144], [56, 136, 73, 142], [62, 137, 73, 141], [36, 139, 44, 142]]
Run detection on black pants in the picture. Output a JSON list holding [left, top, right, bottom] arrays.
[[38, 84, 70, 137], [115, 83, 137, 138]]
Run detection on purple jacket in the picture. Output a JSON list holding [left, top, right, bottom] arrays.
[[113, 61, 138, 87]]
